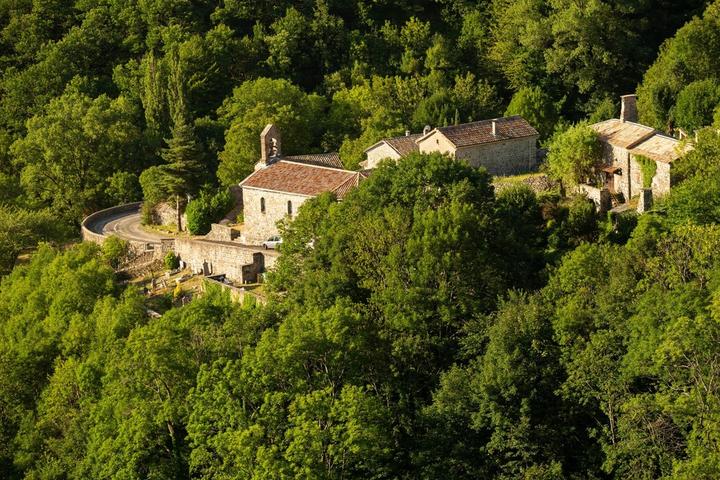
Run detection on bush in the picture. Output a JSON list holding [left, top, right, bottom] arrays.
[[546, 123, 602, 188], [565, 195, 599, 243], [505, 86, 560, 140], [185, 188, 234, 235], [102, 235, 129, 268], [164, 251, 180, 270]]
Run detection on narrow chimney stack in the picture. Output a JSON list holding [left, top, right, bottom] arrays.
[[620, 94, 638, 123], [423, 125, 432, 135], [405, 130, 411, 137], [492, 120, 498, 136]]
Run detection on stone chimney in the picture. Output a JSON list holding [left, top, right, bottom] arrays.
[[620, 94, 638, 123], [423, 125, 432, 135], [492, 120, 497, 136], [257, 124, 281, 170], [405, 130, 411, 137]]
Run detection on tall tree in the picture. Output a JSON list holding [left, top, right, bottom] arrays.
[[157, 114, 204, 231]]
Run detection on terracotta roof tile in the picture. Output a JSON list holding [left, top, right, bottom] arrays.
[[283, 152, 343, 169], [433, 116, 538, 147], [240, 161, 358, 197], [332, 173, 363, 199], [385, 133, 422, 156]]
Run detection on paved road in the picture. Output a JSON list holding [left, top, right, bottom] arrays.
[[95, 210, 171, 245]]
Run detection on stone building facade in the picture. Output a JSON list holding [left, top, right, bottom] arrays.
[[363, 132, 422, 169], [240, 185, 313, 244], [364, 116, 539, 175], [591, 95, 690, 200], [452, 137, 538, 175], [239, 124, 363, 245]]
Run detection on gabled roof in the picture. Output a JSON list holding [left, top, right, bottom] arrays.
[[387, 134, 422, 155], [284, 152, 343, 169], [418, 116, 539, 148], [240, 161, 360, 198], [591, 119, 689, 163], [591, 119, 656, 149], [364, 133, 422, 157], [630, 134, 689, 164]]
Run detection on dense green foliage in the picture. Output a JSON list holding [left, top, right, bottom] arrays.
[[3, 146, 720, 478], [638, 1, 720, 130], [3, 1, 720, 478], [185, 188, 233, 235], [164, 251, 180, 271], [546, 123, 603, 187]]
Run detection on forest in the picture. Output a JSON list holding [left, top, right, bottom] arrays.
[[2, 0, 720, 478]]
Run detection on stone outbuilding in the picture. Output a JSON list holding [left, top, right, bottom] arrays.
[[239, 124, 363, 245], [363, 116, 539, 175], [362, 131, 423, 169], [591, 95, 691, 201]]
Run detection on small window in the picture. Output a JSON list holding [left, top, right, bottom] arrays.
[[287, 200, 293, 215], [260, 197, 266, 214]]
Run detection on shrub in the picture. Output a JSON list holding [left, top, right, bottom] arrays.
[[102, 235, 129, 268], [565, 195, 599, 243], [546, 123, 602, 188], [505, 86, 560, 140], [186, 188, 234, 235], [164, 251, 180, 270]]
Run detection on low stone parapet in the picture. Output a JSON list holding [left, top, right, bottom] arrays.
[[81, 202, 143, 244], [174, 238, 266, 283]]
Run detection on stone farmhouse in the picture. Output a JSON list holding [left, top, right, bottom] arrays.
[[239, 124, 363, 244], [362, 116, 539, 175], [590, 95, 690, 203]]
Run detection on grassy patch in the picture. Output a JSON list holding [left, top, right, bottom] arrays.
[[493, 172, 546, 184]]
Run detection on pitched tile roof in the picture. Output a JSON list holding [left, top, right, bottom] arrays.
[[591, 119, 656, 149], [629, 134, 689, 164], [283, 152, 343, 169], [240, 161, 360, 198], [384, 133, 422, 156], [591, 119, 690, 163], [428, 116, 538, 148]]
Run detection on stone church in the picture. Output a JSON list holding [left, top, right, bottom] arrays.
[[239, 125, 364, 244]]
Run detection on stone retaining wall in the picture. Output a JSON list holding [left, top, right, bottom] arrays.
[[174, 238, 267, 283]]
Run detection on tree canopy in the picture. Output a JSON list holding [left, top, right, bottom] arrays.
[[2, 1, 720, 478]]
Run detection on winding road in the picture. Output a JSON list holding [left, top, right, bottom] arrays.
[[93, 209, 170, 245]]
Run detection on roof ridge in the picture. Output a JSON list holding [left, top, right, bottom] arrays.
[[285, 152, 340, 158], [279, 159, 353, 173]]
